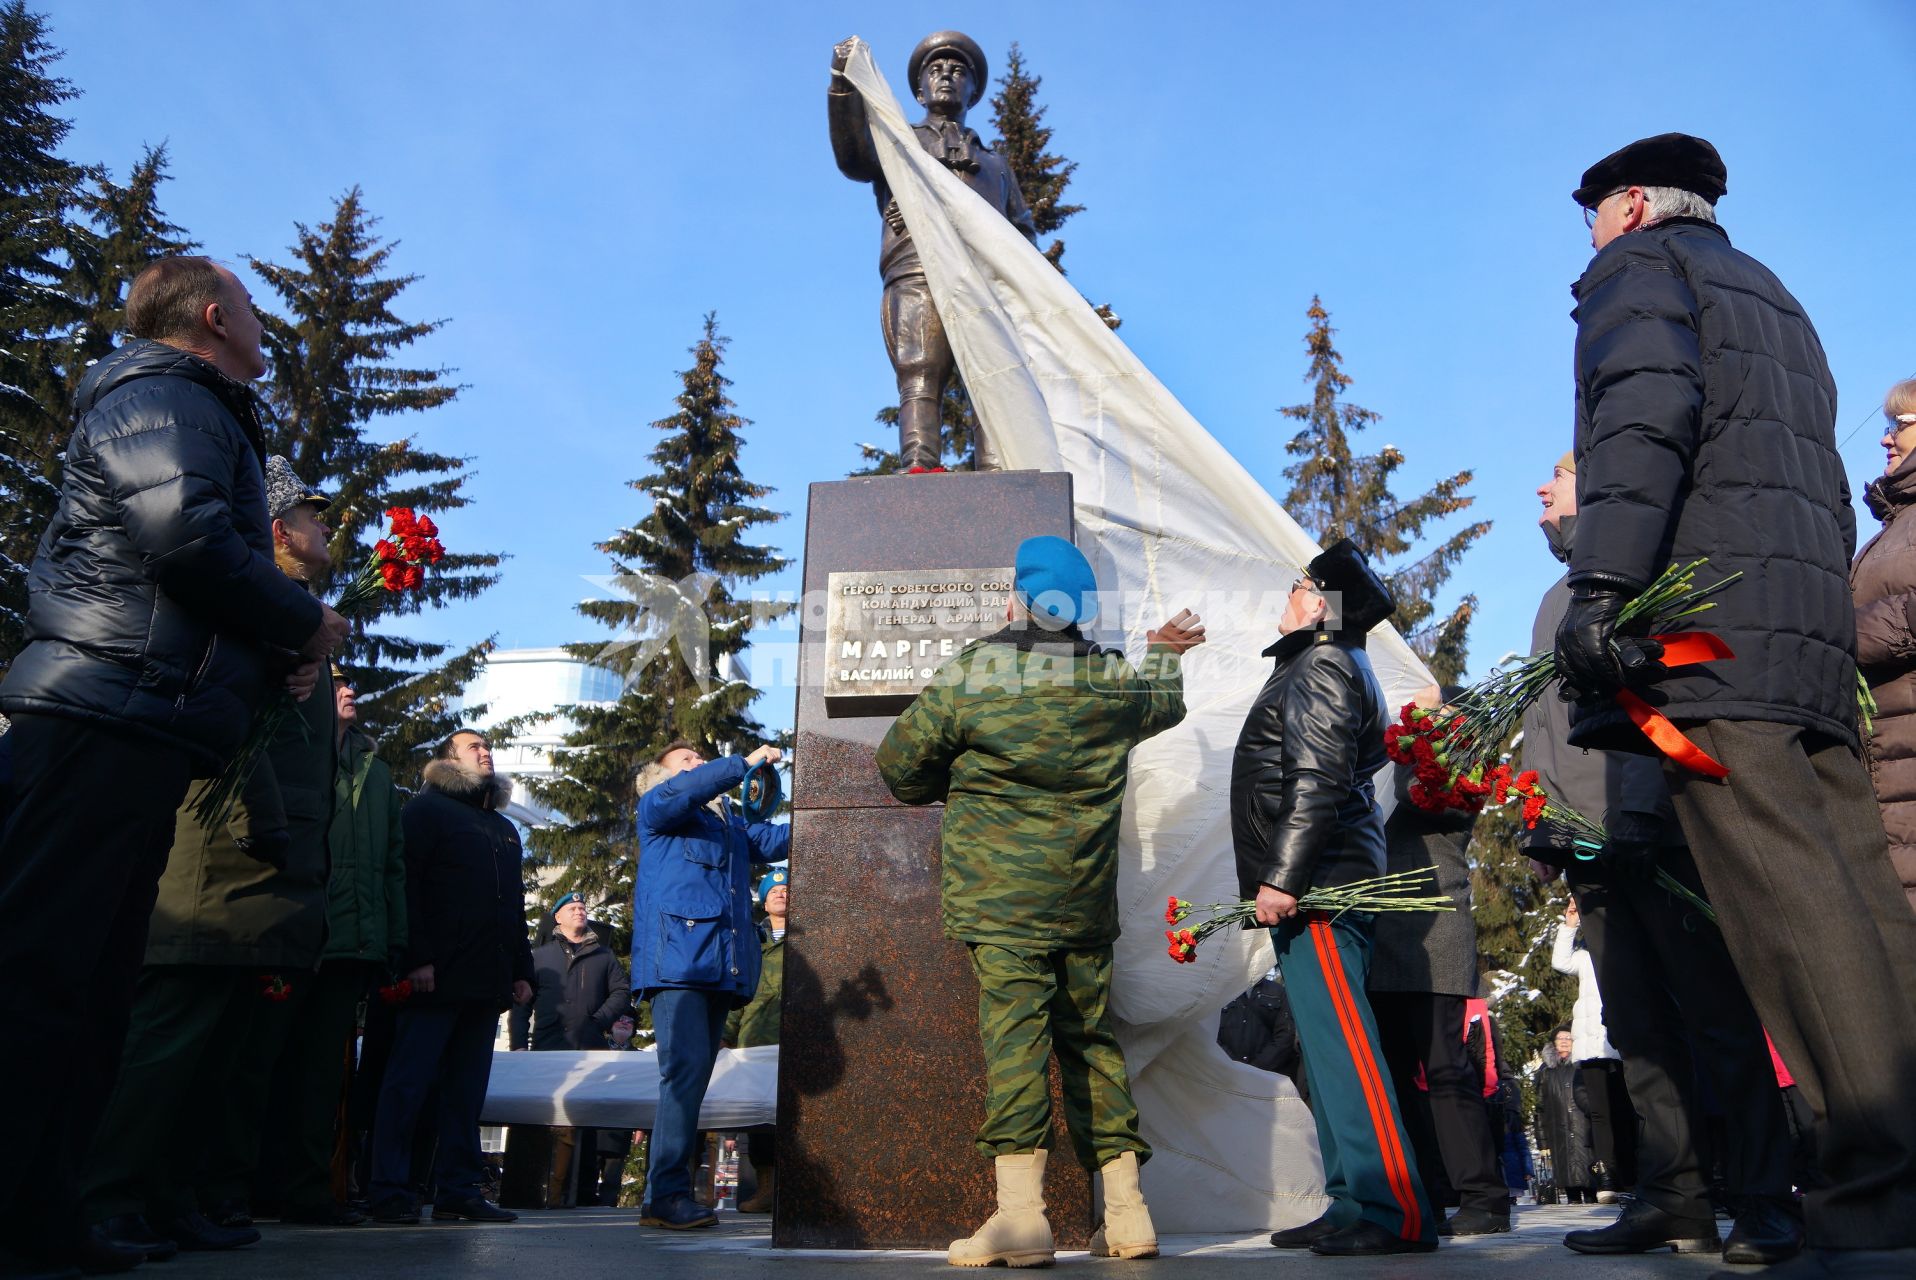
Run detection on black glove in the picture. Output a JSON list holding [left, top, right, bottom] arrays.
[[236, 827, 290, 871], [1554, 583, 1631, 703], [1555, 586, 1663, 705]]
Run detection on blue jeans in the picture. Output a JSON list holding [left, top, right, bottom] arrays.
[[647, 988, 729, 1204]]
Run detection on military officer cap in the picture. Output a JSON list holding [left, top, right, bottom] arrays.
[[1573, 132, 1727, 208], [1305, 538, 1396, 635], [908, 30, 988, 106], [264, 454, 329, 520]]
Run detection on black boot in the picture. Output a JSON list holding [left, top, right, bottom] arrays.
[[1311, 1220, 1438, 1256], [90, 1218, 176, 1263], [1447, 1206, 1513, 1236], [1723, 1198, 1805, 1266], [157, 1212, 259, 1251], [1565, 1199, 1720, 1255], [1269, 1213, 1342, 1249]]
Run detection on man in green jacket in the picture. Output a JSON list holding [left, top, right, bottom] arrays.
[[876, 535, 1204, 1268], [79, 458, 339, 1256], [266, 669, 407, 1225]]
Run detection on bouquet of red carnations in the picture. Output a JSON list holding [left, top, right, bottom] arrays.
[[188, 508, 447, 831], [1162, 869, 1454, 964]]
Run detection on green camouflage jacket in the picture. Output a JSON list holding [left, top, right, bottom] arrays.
[[875, 625, 1186, 948]]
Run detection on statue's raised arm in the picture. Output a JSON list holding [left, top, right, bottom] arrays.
[[826, 31, 1037, 473], [827, 38, 882, 184]]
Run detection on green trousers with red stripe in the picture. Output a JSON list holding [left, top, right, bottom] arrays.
[[1272, 913, 1435, 1244]]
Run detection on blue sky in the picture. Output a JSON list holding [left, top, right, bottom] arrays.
[[44, 1, 1916, 737]]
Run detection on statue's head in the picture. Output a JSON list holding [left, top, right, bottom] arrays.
[[909, 30, 987, 118]]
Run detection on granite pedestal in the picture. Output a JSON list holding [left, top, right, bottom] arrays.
[[774, 471, 1096, 1250]]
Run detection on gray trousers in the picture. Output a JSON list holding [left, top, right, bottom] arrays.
[[1665, 719, 1916, 1249]]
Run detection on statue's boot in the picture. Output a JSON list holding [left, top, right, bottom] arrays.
[[1090, 1151, 1158, 1260], [898, 396, 945, 472], [947, 1151, 1054, 1268]]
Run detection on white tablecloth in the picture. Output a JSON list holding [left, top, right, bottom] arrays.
[[479, 1046, 778, 1129]]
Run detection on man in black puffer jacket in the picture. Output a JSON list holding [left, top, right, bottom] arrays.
[[1556, 135, 1916, 1270], [1232, 540, 1436, 1259], [0, 257, 348, 1275]]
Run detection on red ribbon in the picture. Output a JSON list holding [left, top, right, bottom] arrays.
[[1613, 631, 1732, 778]]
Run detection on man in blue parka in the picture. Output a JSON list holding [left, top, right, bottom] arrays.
[[630, 739, 788, 1229]]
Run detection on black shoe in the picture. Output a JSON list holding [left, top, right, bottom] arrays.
[[366, 1199, 420, 1226], [280, 1203, 369, 1227], [90, 1218, 176, 1263], [639, 1196, 718, 1230], [1311, 1219, 1438, 1256], [157, 1211, 257, 1251], [1447, 1207, 1513, 1236], [207, 1199, 252, 1230], [430, 1198, 516, 1224], [1723, 1198, 1805, 1265], [1269, 1212, 1342, 1249], [1565, 1200, 1719, 1255], [1436, 1216, 1453, 1238]]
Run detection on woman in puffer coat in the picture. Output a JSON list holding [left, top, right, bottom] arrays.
[[1851, 377, 1916, 912]]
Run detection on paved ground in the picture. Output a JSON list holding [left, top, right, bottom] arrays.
[[151, 1203, 1741, 1278]]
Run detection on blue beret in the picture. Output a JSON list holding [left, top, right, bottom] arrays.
[[1014, 535, 1098, 626], [551, 892, 583, 919], [758, 867, 789, 901]]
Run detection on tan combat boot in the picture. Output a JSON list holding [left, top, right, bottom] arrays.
[[737, 1165, 774, 1214], [1089, 1151, 1159, 1260], [948, 1151, 1055, 1268]]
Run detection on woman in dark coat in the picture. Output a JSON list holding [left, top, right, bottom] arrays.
[[1534, 1027, 1596, 1203], [1851, 378, 1916, 913]]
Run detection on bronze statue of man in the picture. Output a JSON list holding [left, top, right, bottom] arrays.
[[829, 32, 1038, 473]]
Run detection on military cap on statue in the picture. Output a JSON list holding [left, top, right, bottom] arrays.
[[1572, 132, 1727, 208], [1307, 538, 1397, 634], [908, 30, 988, 106]]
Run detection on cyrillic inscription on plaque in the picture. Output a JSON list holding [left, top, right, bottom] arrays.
[[823, 567, 1013, 710]]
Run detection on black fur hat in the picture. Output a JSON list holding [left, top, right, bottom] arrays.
[[1307, 539, 1396, 636], [1572, 133, 1726, 208]]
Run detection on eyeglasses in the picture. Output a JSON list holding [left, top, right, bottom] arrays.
[[1290, 577, 1318, 593], [1582, 187, 1629, 229]]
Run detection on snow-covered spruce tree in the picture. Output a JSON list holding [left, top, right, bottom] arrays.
[[1279, 295, 1489, 685], [852, 42, 1112, 476], [0, 0, 85, 666], [248, 187, 499, 777], [522, 314, 791, 912]]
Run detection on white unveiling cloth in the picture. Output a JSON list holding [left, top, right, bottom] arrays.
[[479, 1046, 778, 1130], [843, 40, 1435, 1232]]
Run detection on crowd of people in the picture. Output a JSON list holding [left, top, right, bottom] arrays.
[[3, 127, 1916, 1280]]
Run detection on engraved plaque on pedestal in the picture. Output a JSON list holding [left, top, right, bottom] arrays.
[[823, 567, 1013, 713]]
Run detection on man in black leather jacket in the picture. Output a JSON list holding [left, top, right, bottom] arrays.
[[1231, 540, 1436, 1258], [0, 257, 349, 1276]]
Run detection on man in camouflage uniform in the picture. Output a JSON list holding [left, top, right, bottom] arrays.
[[877, 535, 1204, 1268]]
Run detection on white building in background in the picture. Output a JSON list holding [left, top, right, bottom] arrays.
[[455, 647, 623, 830]]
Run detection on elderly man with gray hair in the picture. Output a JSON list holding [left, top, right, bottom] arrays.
[[1557, 134, 1916, 1276]]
